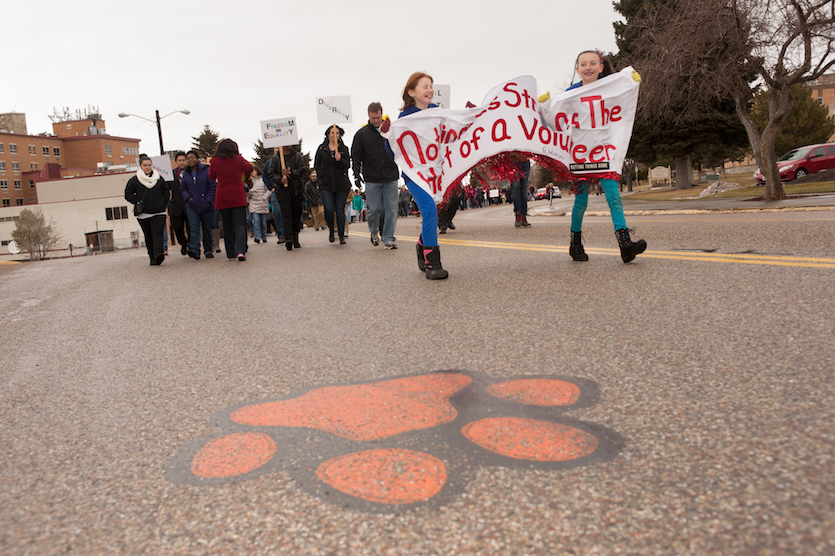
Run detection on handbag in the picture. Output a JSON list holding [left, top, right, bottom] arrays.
[[133, 187, 148, 216]]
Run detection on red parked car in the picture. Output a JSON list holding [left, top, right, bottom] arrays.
[[754, 143, 835, 184]]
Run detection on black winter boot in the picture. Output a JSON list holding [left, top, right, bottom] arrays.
[[416, 235, 426, 272], [615, 228, 647, 263], [569, 231, 589, 262], [423, 246, 449, 280]]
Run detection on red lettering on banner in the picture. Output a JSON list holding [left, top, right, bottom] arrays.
[[444, 145, 453, 166], [397, 131, 426, 169], [572, 144, 588, 163], [503, 82, 521, 107], [518, 116, 537, 140], [471, 127, 484, 150], [520, 88, 536, 110], [445, 129, 458, 143], [589, 145, 605, 163], [558, 133, 572, 152], [492, 119, 511, 142], [605, 145, 616, 159], [417, 167, 441, 194], [538, 126, 552, 145], [610, 105, 621, 122], [426, 144, 439, 161], [460, 141, 471, 158], [555, 113, 568, 132], [572, 114, 580, 129], [581, 95, 603, 128], [489, 99, 501, 111]]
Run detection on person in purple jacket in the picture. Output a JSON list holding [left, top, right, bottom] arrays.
[[180, 150, 217, 259]]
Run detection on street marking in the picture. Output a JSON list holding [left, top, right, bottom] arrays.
[[392, 234, 835, 269]]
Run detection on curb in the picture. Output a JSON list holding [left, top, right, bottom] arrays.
[[530, 205, 835, 217]]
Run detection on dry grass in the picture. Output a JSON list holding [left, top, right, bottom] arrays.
[[626, 179, 835, 201]]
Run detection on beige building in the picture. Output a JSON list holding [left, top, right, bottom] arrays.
[[0, 171, 141, 258]]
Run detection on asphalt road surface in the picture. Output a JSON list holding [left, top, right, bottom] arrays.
[[1, 200, 833, 555]]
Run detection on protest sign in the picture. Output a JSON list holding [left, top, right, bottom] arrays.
[[260, 117, 299, 148], [434, 85, 451, 109], [382, 67, 640, 203], [136, 155, 174, 181], [316, 96, 353, 125]]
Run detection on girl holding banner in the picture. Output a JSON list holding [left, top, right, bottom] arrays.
[[561, 50, 647, 263], [387, 72, 448, 280]]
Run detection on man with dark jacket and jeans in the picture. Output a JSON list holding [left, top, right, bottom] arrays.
[[351, 102, 400, 249], [267, 145, 307, 251]]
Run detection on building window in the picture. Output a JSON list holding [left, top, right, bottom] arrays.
[[28, 198, 36, 203], [2, 200, 9, 207], [12, 162, 19, 172], [16, 199, 23, 206], [9, 144, 17, 154], [28, 145, 36, 155], [29, 180, 34, 188], [0, 162, 5, 171], [30, 163, 38, 171], [0, 180, 7, 190], [105, 206, 129, 220], [0, 143, 4, 153], [14, 180, 22, 190], [105, 145, 112, 154], [1, 240, 8, 246], [53, 147, 60, 157], [43, 146, 50, 156], [123, 146, 139, 156]]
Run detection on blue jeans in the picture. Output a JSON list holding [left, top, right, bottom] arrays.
[[320, 189, 349, 235], [251, 213, 268, 241], [406, 179, 438, 247], [365, 181, 399, 244], [186, 207, 214, 256], [571, 178, 626, 232], [269, 192, 284, 237]]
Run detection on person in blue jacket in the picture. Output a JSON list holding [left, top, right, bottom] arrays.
[[384, 72, 448, 280], [180, 150, 217, 259], [561, 50, 646, 263]]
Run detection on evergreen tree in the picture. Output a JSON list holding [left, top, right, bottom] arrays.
[[613, 0, 749, 189], [192, 125, 219, 160], [751, 84, 835, 157]]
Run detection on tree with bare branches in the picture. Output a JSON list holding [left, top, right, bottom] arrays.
[[622, 0, 835, 200], [11, 208, 61, 261]]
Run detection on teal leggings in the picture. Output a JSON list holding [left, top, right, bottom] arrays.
[[571, 178, 627, 232]]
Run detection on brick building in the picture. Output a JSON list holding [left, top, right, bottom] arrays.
[[806, 73, 835, 141], [0, 112, 140, 208]]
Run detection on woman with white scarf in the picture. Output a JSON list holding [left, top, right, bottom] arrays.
[[125, 154, 170, 265]]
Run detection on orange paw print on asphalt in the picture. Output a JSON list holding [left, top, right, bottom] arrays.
[[166, 371, 623, 511]]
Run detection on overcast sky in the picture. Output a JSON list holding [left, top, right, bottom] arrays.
[[3, 0, 622, 167]]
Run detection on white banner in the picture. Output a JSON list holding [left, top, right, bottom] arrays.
[[260, 117, 299, 148], [382, 68, 639, 203], [316, 95, 353, 125]]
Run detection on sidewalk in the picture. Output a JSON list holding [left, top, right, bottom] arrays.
[[530, 191, 835, 216]]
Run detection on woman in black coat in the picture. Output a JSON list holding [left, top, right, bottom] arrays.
[[314, 125, 351, 244], [125, 154, 170, 265]]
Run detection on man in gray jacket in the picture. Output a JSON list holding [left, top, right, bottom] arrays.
[[351, 102, 400, 249], [304, 171, 324, 230]]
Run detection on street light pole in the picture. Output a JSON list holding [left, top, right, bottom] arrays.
[[118, 109, 190, 157], [155, 110, 164, 155]]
